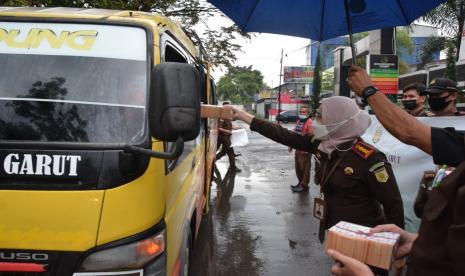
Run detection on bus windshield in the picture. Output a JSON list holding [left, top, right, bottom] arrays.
[[0, 22, 148, 144]]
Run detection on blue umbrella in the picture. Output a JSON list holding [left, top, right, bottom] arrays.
[[208, 0, 446, 61]]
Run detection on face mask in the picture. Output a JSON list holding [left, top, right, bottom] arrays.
[[312, 121, 330, 140], [313, 110, 362, 140], [402, 100, 418, 110], [428, 96, 451, 111], [298, 115, 307, 120]]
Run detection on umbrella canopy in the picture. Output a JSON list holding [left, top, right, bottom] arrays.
[[208, 0, 446, 42]]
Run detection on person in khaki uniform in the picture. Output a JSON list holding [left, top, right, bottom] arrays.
[[216, 102, 241, 172], [324, 66, 465, 276], [231, 96, 404, 276], [289, 106, 313, 192]]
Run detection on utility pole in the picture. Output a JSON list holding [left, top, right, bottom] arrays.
[[277, 48, 284, 121]]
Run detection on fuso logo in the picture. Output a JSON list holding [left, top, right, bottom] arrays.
[[0, 252, 49, 261]]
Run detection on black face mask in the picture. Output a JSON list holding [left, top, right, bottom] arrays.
[[428, 96, 451, 111], [402, 100, 418, 110]]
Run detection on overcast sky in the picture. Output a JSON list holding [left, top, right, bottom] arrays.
[[212, 33, 310, 88], [201, 13, 310, 88]]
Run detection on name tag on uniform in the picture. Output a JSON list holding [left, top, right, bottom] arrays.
[[314, 197, 326, 221]]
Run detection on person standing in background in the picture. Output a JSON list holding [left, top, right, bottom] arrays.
[[401, 83, 432, 117], [217, 101, 241, 172], [424, 78, 465, 116], [289, 106, 313, 192]]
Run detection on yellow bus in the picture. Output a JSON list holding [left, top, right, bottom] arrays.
[[0, 7, 218, 276]]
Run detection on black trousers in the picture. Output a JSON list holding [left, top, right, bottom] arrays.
[[216, 135, 236, 168]]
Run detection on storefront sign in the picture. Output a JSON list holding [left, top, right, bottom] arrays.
[[369, 54, 399, 102], [283, 66, 314, 83]]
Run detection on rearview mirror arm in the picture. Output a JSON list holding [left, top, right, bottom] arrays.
[[125, 136, 184, 160]]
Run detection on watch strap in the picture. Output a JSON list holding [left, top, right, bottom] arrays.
[[362, 86, 379, 104]]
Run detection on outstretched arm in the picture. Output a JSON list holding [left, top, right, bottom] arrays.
[[232, 107, 318, 153], [347, 66, 432, 154]]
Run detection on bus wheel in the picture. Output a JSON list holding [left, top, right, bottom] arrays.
[[180, 227, 192, 276]]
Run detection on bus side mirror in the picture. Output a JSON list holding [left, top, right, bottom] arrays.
[[149, 62, 200, 142]]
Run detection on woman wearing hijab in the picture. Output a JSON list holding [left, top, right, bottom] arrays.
[[231, 96, 404, 275]]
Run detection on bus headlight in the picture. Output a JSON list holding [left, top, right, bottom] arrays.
[[79, 230, 165, 271]]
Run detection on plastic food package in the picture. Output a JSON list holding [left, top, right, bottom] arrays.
[[231, 129, 249, 147]]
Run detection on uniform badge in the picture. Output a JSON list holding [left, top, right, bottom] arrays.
[[374, 167, 389, 183], [344, 167, 354, 175]]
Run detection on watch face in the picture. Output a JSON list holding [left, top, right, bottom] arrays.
[[362, 86, 378, 104], [364, 86, 377, 96]]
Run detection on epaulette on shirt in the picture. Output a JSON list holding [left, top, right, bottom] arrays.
[[351, 140, 375, 159]]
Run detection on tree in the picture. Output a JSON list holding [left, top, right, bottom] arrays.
[[445, 41, 457, 81], [396, 28, 415, 56], [396, 28, 415, 75], [2, 0, 250, 68], [216, 66, 265, 104], [422, 0, 465, 61], [321, 70, 334, 92], [311, 47, 322, 118], [418, 36, 446, 69]]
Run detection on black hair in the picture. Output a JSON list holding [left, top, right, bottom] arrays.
[[402, 83, 426, 96]]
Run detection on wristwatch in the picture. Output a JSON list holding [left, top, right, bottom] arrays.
[[361, 86, 379, 104]]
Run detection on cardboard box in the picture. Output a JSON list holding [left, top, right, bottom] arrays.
[[325, 221, 400, 270], [200, 104, 233, 120]]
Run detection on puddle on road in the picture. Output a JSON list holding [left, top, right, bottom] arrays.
[[190, 150, 331, 276]]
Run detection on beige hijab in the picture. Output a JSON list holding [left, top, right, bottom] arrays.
[[318, 96, 371, 155]]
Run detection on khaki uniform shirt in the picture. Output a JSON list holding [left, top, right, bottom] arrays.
[[407, 127, 465, 276], [219, 119, 232, 137], [315, 140, 404, 229], [250, 118, 404, 229]]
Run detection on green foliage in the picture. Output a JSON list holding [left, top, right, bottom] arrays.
[[445, 41, 457, 81], [343, 32, 369, 45], [2, 0, 250, 68], [396, 28, 414, 55], [321, 70, 334, 92], [216, 66, 265, 104], [418, 36, 446, 69], [355, 55, 366, 70], [399, 60, 410, 75], [311, 47, 322, 118], [395, 28, 414, 74], [422, 0, 465, 61]]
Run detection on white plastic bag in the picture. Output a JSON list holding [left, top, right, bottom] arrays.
[[230, 128, 249, 147]]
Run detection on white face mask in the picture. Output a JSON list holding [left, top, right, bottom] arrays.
[[313, 110, 362, 140], [298, 115, 307, 119], [312, 122, 331, 140]]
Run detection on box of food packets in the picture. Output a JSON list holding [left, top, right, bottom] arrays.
[[325, 221, 400, 270]]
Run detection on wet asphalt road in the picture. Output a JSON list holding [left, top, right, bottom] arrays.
[[190, 122, 332, 276]]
